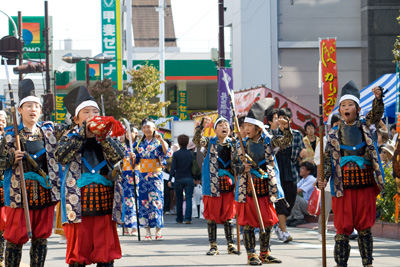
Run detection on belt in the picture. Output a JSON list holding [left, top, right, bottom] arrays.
[[123, 158, 133, 171], [140, 159, 162, 173]]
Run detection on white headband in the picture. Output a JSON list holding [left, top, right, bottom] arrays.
[[19, 96, 42, 107], [75, 100, 100, 116], [213, 117, 229, 129], [244, 117, 264, 129], [339, 95, 360, 105], [0, 111, 7, 118], [142, 121, 156, 128], [244, 117, 269, 135]]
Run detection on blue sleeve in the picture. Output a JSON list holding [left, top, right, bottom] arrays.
[[299, 177, 315, 194], [297, 179, 304, 188], [169, 153, 177, 181], [156, 141, 164, 156], [133, 141, 140, 164]]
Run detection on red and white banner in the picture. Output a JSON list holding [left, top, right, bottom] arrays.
[[234, 88, 267, 117], [234, 87, 318, 130], [319, 38, 338, 122]]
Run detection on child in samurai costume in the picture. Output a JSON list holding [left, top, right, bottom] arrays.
[[236, 98, 292, 265], [55, 86, 125, 267], [320, 81, 385, 267], [0, 109, 7, 266], [193, 115, 239, 256], [0, 79, 68, 266]]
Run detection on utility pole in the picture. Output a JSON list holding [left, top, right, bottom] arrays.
[[218, 0, 225, 69], [126, 0, 133, 93], [18, 12, 23, 83], [157, 0, 166, 115], [44, 0, 50, 94]]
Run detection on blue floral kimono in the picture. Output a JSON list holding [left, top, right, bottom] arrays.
[[122, 143, 138, 229], [133, 138, 171, 228]]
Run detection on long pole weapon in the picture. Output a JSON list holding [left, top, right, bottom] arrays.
[[223, 70, 265, 233], [101, 95, 106, 117], [3, 58, 32, 239], [233, 171, 241, 254], [318, 61, 327, 267], [122, 118, 141, 241]]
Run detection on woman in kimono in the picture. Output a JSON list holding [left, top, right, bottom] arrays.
[[119, 130, 138, 236], [132, 118, 171, 240]]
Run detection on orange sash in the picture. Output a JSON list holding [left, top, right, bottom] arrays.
[[140, 159, 162, 173]]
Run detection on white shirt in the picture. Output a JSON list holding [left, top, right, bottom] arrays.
[[297, 175, 317, 202]]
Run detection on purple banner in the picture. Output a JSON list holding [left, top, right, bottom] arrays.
[[218, 68, 233, 123]]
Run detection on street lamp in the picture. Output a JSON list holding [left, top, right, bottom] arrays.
[[61, 53, 113, 88]]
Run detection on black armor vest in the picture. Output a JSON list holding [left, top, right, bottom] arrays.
[[22, 139, 48, 174], [217, 143, 231, 169], [81, 138, 113, 216], [339, 124, 366, 157], [246, 139, 266, 170], [245, 138, 269, 197], [21, 136, 53, 209], [82, 138, 110, 175]]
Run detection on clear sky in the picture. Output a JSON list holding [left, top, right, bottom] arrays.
[[0, 0, 222, 54]]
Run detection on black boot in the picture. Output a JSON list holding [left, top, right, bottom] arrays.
[[243, 225, 261, 265], [0, 231, 5, 265], [97, 261, 114, 267], [358, 228, 373, 266], [4, 242, 22, 267], [206, 220, 219, 255], [69, 263, 86, 267], [260, 227, 282, 264], [30, 238, 47, 267], [334, 234, 351, 267], [223, 220, 239, 255]]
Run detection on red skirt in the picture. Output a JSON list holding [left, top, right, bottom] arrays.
[[236, 196, 278, 228], [4, 205, 55, 245], [332, 186, 378, 235], [203, 193, 236, 224], [63, 214, 122, 265], [0, 206, 7, 231]]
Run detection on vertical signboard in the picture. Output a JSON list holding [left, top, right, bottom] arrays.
[[178, 91, 188, 120], [218, 68, 232, 123], [9, 16, 46, 60], [51, 94, 67, 123], [101, 0, 122, 90], [319, 38, 338, 121], [76, 61, 102, 82]]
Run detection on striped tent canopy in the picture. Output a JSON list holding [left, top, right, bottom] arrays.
[[332, 73, 399, 121]]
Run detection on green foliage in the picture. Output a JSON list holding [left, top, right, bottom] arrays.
[[87, 64, 171, 126], [377, 166, 397, 223], [88, 79, 127, 120], [393, 11, 400, 62], [120, 64, 171, 126]]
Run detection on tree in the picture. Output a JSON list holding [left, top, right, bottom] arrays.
[[89, 78, 127, 120], [392, 12, 400, 62], [120, 64, 171, 125]]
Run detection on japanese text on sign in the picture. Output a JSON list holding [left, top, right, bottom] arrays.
[[101, 1, 121, 90], [178, 91, 188, 120], [51, 94, 67, 123], [319, 38, 338, 121], [218, 68, 233, 124]]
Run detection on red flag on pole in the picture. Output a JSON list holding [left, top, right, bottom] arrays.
[[319, 38, 338, 122]]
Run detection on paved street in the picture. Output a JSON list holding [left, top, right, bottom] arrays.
[[19, 214, 400, 267]]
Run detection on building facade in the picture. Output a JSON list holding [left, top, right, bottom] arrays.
[[224, 0, 400, 115]]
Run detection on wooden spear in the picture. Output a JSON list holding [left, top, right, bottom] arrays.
[[3, 58, 32, 239], [318, 61, 327, 267]]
